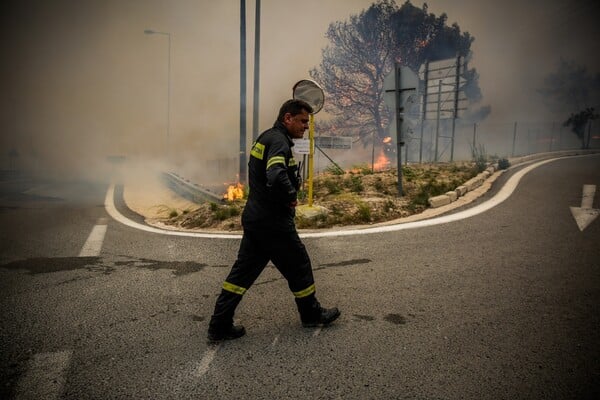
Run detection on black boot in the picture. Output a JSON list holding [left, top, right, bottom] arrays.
[[301, 306, 341, 327], [207, 323, 246, 342], [207, 290, 245, 342], [296, 295, 341, 327]]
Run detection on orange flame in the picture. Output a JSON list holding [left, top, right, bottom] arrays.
[[223, 182, 244, 201], [382, 136, 392, 144], [373, 150, 391, 172]]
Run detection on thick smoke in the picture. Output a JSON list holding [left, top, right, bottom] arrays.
[[1, 0, 598, 183]]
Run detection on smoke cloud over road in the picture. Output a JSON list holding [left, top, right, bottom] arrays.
[[1, 0, 598, 182]]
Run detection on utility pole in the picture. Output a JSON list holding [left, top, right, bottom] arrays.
[[252, 0, 261, 141], [239, 0, 247, 183]]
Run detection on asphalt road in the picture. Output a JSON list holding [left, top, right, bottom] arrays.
[[1, 154, 599, 399]]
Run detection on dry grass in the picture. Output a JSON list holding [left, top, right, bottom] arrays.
[[163, 162, 480, 231]]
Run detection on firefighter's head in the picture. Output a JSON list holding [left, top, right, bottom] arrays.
[[278, 99, 313, 139]]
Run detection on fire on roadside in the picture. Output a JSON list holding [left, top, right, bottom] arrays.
[[373, 150, 391, 172], [223, 182, 244, 201]]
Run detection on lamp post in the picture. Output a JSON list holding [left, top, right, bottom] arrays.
[[144, 29, 171, 163]]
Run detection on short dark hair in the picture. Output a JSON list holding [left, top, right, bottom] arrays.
[[277, 99, 313, 122]]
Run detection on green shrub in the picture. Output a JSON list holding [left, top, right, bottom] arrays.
[[472, 144, 488, 172], [345, 175, 364, 193], [356, 202, 371, 222], [402, 166, 416, 181], [322, 178, 341, 195], [498, 158, 510, 170], [410, 179, 453, 208], [325, 164, 344, 175], [214, 205, 240, 221]]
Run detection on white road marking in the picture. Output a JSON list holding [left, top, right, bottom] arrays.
[[194, 344, 220, 378], [78, 219, 108, 256], [570, 184, 599, 231], [581, 184, 596, 208], [15, 350, 72, 400], [271, 335, 280, 346], [105, 157, 560, 238]]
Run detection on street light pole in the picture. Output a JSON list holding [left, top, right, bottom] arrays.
[[144, 29, 171, 163]]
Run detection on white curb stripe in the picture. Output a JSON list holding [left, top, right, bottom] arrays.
[[105, 157, 560, 239]]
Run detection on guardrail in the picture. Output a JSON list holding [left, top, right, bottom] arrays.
[[161, 172, 224, 204]]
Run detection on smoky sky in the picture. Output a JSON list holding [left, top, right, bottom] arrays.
[[1, 0, 598, 180]]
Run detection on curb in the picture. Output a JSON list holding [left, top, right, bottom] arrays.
[[427, 149, 600, 209]]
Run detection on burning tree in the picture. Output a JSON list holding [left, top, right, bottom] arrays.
[[310, 0, 482, 147], [564, 108, 599, 149]]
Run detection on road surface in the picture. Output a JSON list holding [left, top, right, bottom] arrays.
[[1, 154, 598, 399]]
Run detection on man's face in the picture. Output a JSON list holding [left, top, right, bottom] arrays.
[[283, 110, 310, 139]]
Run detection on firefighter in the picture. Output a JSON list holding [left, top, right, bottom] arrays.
[[207, 99, 340, 341]]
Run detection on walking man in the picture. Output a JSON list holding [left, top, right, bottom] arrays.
[[207, 99, 340, 341]]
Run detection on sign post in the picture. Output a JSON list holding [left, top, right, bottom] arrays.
[[384, 63, 418, 196], [292, 79, 325, 207]]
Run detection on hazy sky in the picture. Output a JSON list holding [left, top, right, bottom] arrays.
[[1, 0, 598, 178]]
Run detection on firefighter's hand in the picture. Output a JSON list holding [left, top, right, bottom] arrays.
[[289, 200, 298, 208]]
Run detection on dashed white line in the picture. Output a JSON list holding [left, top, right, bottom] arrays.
[[194, 344, 220, 378], [79, 218, 108, 257], [15, 350, 72, 400], [271, 334, 280, 346]]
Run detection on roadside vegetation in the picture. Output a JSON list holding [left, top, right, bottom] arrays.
[[162, 162, 483, 231]]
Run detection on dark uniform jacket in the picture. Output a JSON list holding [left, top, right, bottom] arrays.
[[242, 120, 301, 232]]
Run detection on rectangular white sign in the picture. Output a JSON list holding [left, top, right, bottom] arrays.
[[293, 139, 311, 154]]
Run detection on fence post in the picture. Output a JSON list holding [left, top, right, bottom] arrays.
[[472, 123, 477, 157], [511, 122, 518, 157]]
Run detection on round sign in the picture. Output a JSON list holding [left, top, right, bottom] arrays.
[[292, 79, 324, 114]]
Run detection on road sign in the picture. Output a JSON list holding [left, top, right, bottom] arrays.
[[384, 66, 419, 111], [424, 110, 455, 120], [314, 136, 352, 150], [428, 58, 462, 71], [384, 66, 419, 91], [293, 138, 311, 154]]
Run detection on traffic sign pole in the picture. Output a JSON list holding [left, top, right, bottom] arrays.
[[394, 63, 404, 196], [308, 113, 315, 207]]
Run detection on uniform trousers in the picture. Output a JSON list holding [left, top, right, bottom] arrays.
[[209, 228, 318, 331]]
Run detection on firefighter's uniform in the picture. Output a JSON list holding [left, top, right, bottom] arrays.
[[208, 120, 319, 333]]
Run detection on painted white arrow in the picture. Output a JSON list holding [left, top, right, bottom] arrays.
[[570, 184, 600, 231]]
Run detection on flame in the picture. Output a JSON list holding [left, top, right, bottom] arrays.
[[373, 150, 391, 172], [223, 182, 244, 201], [416, 39, 430, 48], [382, 136, 392, 144]]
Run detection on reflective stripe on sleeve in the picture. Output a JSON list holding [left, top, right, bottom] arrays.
[[293, 284, 315, 298], [266, 156, 286, 169], [251, 142, 265, 160], [222, 281, 247, 295]]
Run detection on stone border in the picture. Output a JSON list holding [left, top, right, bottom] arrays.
[[427, 149, 600, 208]]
